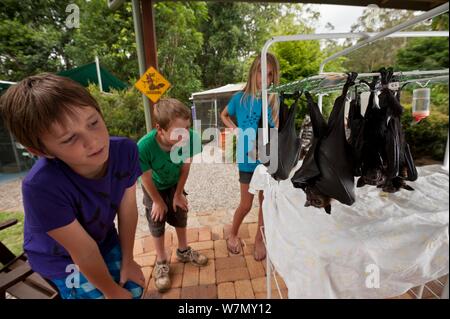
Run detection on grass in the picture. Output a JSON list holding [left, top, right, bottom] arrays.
[[0, 211, 24, 261]]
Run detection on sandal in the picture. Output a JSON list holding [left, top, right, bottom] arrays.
[[226, 236, 242, 255]]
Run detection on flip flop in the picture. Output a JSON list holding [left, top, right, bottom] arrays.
[[226, 236, 242, 255]]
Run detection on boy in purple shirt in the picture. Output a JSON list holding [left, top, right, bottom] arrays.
[[0, 73, 145, 299]]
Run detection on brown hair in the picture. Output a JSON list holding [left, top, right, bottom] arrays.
[[154, 98, 191, 130], [0, 73, 102, 153]]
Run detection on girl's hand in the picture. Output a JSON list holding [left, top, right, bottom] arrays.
[[173, 192, 188, 212], [119, 259, 145, 290], [152, 200, 168, 222]]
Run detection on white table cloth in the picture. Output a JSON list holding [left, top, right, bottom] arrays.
[[250, 163, 449, 298]]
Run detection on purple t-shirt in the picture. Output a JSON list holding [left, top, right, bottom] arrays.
[[22, 137, 141, 280]]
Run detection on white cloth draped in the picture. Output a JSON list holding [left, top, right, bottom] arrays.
[[250, 163, 449, 299]]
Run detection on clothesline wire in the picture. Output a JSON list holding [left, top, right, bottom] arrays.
[[269, 69, 449, 95]]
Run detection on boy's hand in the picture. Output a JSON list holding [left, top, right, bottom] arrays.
[[104, 285, 133, 299], [119, 259, 145, 289], [152, 200, 168, 222], [173, 192, 188, 212]]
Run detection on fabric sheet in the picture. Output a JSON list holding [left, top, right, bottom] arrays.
[[250, 163, 449, 298]]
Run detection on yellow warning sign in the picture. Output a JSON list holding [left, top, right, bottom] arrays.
[[135, 66, 171, 103]]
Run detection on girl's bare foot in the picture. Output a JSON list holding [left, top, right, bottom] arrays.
[[226, 235, 242, 254], [254, 236, 266, 261]]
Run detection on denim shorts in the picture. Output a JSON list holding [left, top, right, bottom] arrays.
[[51, 244, 143, 299]]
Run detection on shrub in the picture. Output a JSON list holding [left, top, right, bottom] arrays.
[[88, 85, 147, 142]]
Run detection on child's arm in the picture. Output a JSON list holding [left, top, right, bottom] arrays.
[[221, 106, 237, 130], [141, 170, 167, 222], [173, 161, 191, 212], [117, 182, 145, 288], [48, 221, 132, 299]]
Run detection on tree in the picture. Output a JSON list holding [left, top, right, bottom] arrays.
[[342, 8, 417, 72], [396, 13, 449, 71], [155, 2, 207, 103], [63, 0, 138, 82], [0, 0, 74, 81]]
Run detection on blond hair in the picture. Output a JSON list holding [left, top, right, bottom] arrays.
[[154, 98, 191, 130], [242, 53, 280, 126]]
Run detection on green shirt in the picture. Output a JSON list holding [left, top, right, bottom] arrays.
[[137, 129, 202, 190]]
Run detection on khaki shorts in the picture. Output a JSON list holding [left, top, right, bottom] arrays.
[[142, 184, 188, 237]]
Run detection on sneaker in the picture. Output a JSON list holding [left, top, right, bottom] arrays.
[[154, 260, 171, 292], [176, 246, 208, 266]]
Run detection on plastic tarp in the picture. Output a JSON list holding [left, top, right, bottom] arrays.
[[250, 162, 449, 299], [57, 62, 127, 92]]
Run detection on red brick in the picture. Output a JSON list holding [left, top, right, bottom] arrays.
[[180, 284, 217, 299], [198, 249, 215, 260], [186, 228, 199, 243], [218, 282, 236, 299], [190, 240, 214, 251], [251, 277, 268, 294], [223, 224, 233, 239], [214, 240, 228, 258], [144, 277, 162, 299], [251, 276, 286, 294], [235, 279, 255, 299], [171, 273, 183, 288], [255, 289, 288, 299], [142, 236, 155, 253], [141, 266, 153, 290], [182, 263, 199, 287], [248, 223, 259, 239], [238, 223, 250, 239], [170, 262, 185, 275], [216, 267, 249, 283], [162, 288, 181, 299], [135, 253, 156, 267], [164, 231, 173, 248], [198, 227, 212, 241], [243, 243, 254, 256], [245, 255, 265, 279], [215, 256, 246, 270], [133, 239, 144, 256], [199, 260, 215, 285], [211, 225, 224, 240]]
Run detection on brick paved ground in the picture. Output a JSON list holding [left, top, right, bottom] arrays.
[[134, 222, 446, 299]]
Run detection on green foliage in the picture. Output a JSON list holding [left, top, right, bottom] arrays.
[[64, 0, 138, 82], [401, 104, 448, 161], [88, 84, 146, 142], [0, 211, 24, 260], [0, 0, 73, 80], [155, 2, 207, 103], [396, 37, 449, 71]]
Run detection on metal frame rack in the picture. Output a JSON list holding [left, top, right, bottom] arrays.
[[258, 2, 450, 299]]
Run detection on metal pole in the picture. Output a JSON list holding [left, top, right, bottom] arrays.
[[214, 98, 218, 128], [95, 55, 103, 92], [444, 132, 449, 171], [132, 0, 152, 133]]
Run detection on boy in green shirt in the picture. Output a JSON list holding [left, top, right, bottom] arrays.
[[137, 98, 207, 292]]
